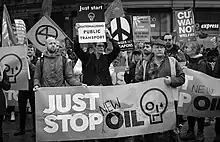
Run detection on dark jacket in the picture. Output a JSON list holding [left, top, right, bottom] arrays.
[[166, 44, 186, 65], [0, 70, 11, 115], [187, 54, 207, 74], [135, 55, 185, 88], [213, 55, 220, 78], [28, 57, 37, 90], [74, 39, 120, 86]]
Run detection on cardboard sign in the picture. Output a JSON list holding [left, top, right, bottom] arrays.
[[78, 22, 106, 43], [174, 8, 196, 42], [0, 46, 28, 90], [77, 4, 104, 23], [112, 66, 126, 85], [110, 16, 134, 51], [133, 16, 151, 42], [77, 3, 106, 43], [36, 79, 175, 141]]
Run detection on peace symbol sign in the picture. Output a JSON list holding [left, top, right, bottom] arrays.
[[35, 25, 58, 46], [110, 17, 131, 41]]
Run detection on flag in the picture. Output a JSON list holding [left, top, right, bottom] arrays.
[[105, 0, 125, 26], [42, 0, 52, 17], [2, 5, 17, 47], [27, 15, 71, 53]]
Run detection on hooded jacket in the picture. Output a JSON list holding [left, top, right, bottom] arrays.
[[34, 51, 82, 87]]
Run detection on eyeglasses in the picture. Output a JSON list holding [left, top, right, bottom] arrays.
[[164, 39, 172, 41]]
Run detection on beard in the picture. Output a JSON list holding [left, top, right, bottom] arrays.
[[165, 43, 172, 50], [47, 46, 57, 53]]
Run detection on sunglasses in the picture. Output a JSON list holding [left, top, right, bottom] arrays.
[[164, 39, 172, 41]]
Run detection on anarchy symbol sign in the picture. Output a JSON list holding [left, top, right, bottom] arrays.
[[35, 25, 58, 46]]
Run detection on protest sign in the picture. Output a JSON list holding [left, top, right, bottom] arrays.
[[0, 46, 28, 90], [178, 68, 220, 117], [78, 4, 104, 23], [78, 22, 106, 43], [174, 8, 196, 42], [112, 66, 126, 85], [14, 19, 26, 45], [133, 16, 151, 42], [27, 16, 67, 53], [110, 16, 134, 51], [36, 78, 176, 141], [77, 4, 106, 43]]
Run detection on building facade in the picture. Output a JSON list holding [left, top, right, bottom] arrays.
[[1, 0, 220, 47]]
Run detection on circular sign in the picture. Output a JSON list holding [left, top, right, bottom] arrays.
[[35, 25, 58, 46]]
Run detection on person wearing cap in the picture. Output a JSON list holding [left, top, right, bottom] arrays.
[[135, 38, 185, 142]]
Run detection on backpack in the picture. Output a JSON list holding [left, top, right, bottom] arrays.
[[39, 55, 67, 85], [198, 59, 213, 76]]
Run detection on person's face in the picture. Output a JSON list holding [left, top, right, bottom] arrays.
[[27, 46, 35, 57], [133, 54, 142, 62], [47, 38, 57, 53], [143, 44, 152, 54], [94, 42, 105, 54], [164, 35, 173, 49], [153, 45, 165, 57]]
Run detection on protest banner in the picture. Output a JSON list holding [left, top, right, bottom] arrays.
[[112, 66, 126, 85], [36, 78, 176, 141], [14, 19, 27, 45], [27, 16, 67, 53], [77, 22, 106, 43], [110, 16, 134, 51], [178, 68, 220, 117], [77, 4, 106, 43], [174, 8, 196, 42], [0, 46, 28, 90], [133, 16, 151, 43]]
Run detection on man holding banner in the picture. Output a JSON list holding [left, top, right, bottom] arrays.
[[135, 39, 185, 141]]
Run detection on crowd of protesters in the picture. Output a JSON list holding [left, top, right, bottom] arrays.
[[0, 27, 220, 142]]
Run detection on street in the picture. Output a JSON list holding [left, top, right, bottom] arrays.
[[1, 114, 217, 142]]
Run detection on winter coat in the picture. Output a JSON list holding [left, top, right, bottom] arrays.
[[187, 54, 208, 74], [74, 39, 120, 86], [34, 51, 82, 87]]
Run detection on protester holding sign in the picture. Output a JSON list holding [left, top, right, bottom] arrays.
[[74, 27, 120, 86], [135, 39, 185, 142], [33, 37, 82, 91], [0, 62, 11, 142]]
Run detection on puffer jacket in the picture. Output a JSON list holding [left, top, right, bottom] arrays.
[[34, 51, 82, 87]]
